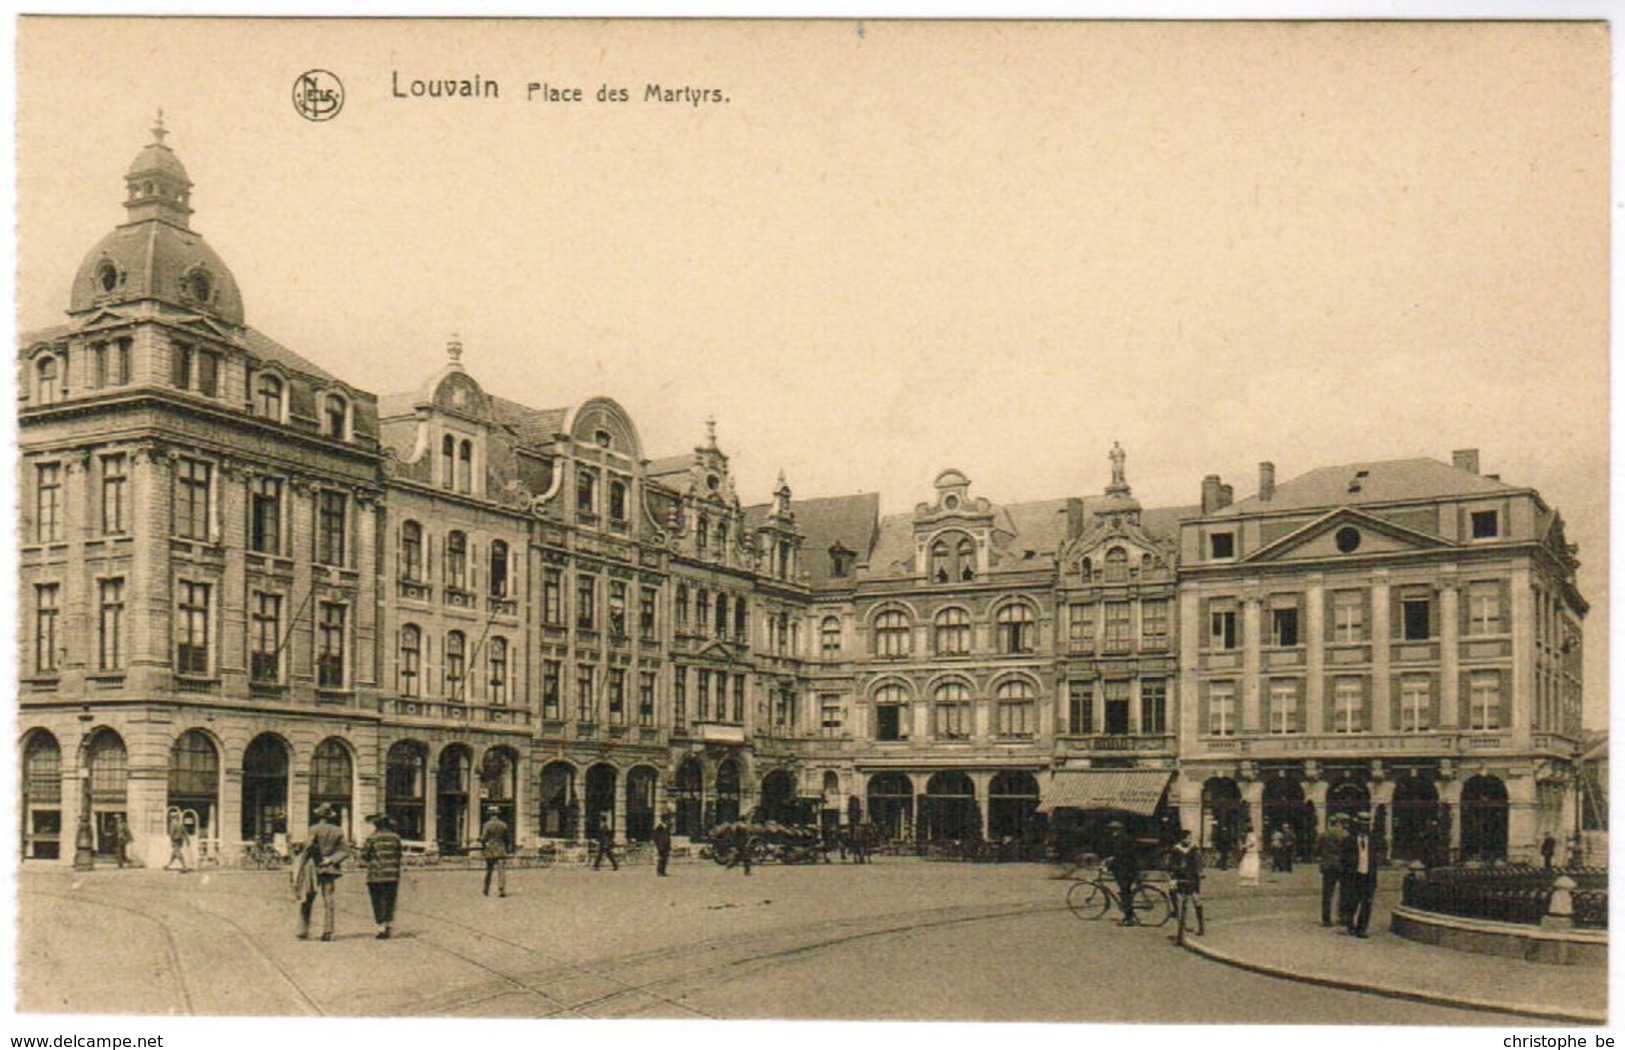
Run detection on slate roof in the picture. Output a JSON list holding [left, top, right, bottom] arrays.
[[646, 454, 695, 479], [242, 327, 345, 385], [19, 324, 70, 350], [1220, 458, 1515, 515], [486, 396, 567, 447]]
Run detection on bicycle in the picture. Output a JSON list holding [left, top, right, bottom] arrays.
[[1065, 867, 1173, 927]]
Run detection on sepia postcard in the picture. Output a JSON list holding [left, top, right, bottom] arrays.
[[7, 14, 1612, 1048]]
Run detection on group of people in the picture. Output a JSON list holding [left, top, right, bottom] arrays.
[[1316, 810, 1382, 938]]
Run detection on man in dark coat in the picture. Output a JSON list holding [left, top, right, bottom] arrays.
[[301, 803, 349, 941], [652, 820, 672, 876], [1540, 832, 1558, 871], [1317, 814, 1349, 927], [1345, 811, 1380, 938], [724, 822, 754, 875], [480, 807, 509, 897], [361, 813, 403, 939], [1105, 821, 1140, 926], [593, 819, 620, 871], [1169, 829, 1204, 942]]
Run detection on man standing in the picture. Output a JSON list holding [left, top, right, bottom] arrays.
[[361, 813, 403, 939], [164, 810, 190, 873], [1317, 814, 1349, 927], [1169, 829, 1204, 943], [1105, 821, 1140, 926], [593, 819, 620, 871], [725, 822, 754, 875], [1346, 811, 1378, 939], [301, 803, 349, 942], [652, 819, 672, 877], [1540, 832, 1558, 871], [114, 815, 133, 869], [480, 807, 509, 898]]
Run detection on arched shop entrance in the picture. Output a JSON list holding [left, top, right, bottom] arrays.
[[1391, 775, 1443, 862], [1261, 775, 1314, 860], [385, 741, 429, 841], [713, 759, 742, 827], [310, 738, 354, 837], [537, 761, 577, 839], [585, 763, 618, 835], [625, 766, 658, 842], [86, 729, 128, 859], [168, 730, 220, 855], [989, 771, 1042, 842], [759, 769, 797, 826], [21, 731, 63, 860], [866, 772, 914, 842], [1201, 777, 1245, 850], [672, 758, 703, 838], [241, 734, 290, 846], [921, 771, 979, 841], [481, 747, 519, 832], [436, 745, 474, 853], [1461, 775, 1509, 862]]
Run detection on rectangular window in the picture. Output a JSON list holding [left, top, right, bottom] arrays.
[[196, 350, 221, 398], [112, 338, 132, 386], [1270, 604, 1300, 647], [1210, 532, 1235, 559], [1140, 600, 1168, 647], [1104, 680, 1131, 735], [1103, 601, 1132, 650], [488, 642, 508, 705], [35, 463, 62, 544], [875, 703, 904, 742], [171, 343, 193, 389], [92, 342, 108, 387], [1208, 681, 1236, 737], [250, 477, 283, 555], [1467, 581, 1504, 636], [176, 581, 210, 676], [1209, 604, 1237, 650], [1400, 675, 1430, 732], [696, 669, 711, 721], [576, 665, 595, 722], [1332, 677, 1363, 733], [1268, 679, 1300, 734], [250, 592, 282, 684], [576, 574, 597, 630], [996, 699, 1033, 738], [317, 490, 346, 566], [317, 603, 346, 689], [542, 568, 563, 626], [639, 587, 657, 638], [935, 699, 970, 740], [34, 583, 60, 675], [98, 578, 125, 672], [1068, 681, 1094, 734], [1471, 510, 1499, 539], [732, 674, 746, 723], [398, 628, 420, 698], [673, 667, 688, 727], [174, 458, 211, 541], [1332, 589, 1364, 643], [541, 659, 561, 719], [101, 454, 128, 535], [1068, 603, 1096, 646], [638, 672, 656, 727], [608, 581, 628, 636], [607, 668, 625, 723], [1469, 671, 1502, 730], [1139, 678, 1167, 735], [1401, 592, 1432, 641], [820, 694, 844, 738]]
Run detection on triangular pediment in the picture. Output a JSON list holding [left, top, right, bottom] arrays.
[[72, 309, 133, 332], [694, 640, 740, 663], [1243, 507, 1453, 563], [173, 313, 237, 341]]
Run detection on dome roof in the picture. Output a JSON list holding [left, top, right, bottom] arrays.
[[125, 140, 190, 183], [70, 219, 245, 326]]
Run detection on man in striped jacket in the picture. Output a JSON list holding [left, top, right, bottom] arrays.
[[361, 813, 404, 939]]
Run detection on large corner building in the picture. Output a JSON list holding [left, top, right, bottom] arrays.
[[18, 128, 1591, 868]]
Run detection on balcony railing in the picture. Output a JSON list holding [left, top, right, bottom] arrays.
[[1190, 730, 1514, 757], [387, 698, 531, 726], [1057, 733, 1176, 753]]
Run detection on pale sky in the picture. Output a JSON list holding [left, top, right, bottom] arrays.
[[15, 18, 1610, 723]]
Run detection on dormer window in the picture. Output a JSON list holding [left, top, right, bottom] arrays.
[[594, 429, 612, 448], [256, 374, 284, 420], [1471, 510, 1499, 540], [34, 355, 61, 405], [1210, 532, 1236, 560], [577, 469, 598, 515], [609, 479, 628, 523], [183, 268, 213, 304], [97, 261, 119, 293], [441, 435, 455, 490], [1104, 546, 1129, 583], [457, 440, 473, 494], [957, 538, 976, 580], [323, 394, 348, 440]]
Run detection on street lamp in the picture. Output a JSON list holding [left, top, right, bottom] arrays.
[[72, 766, 94, 871]]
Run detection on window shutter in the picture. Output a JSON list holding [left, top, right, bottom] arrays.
[[1390, 674, 1402, 728], [1360, 675, 1372, 732], [1428, 587, 1441, 639], [1323, 674, 1337, 728], [1458, 584, 1472, 636], [1294, 678, 1306, 733], [1429, 671, 1442, 728], [1390, 590, 1403, 640], [1459, 670, 1472, 727]]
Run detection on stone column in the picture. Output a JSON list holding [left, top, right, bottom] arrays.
[[1439, 576, 1460, 729], [1243, 774, 1264, 837], [1305, 576, 1325, 735], [1242, 590, 1263, 733], [1437, 773, 1463, 862], [1507, 768, 1539, 862]]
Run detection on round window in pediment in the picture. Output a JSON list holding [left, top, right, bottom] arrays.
[[944, 494, 959, 510], [1335, 526, 1362, 554]]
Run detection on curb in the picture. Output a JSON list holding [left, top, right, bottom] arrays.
[[1178, 929, 1607, 1025]]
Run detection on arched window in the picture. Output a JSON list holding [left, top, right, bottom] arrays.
[[446, 531, 468, 591], [324, 394, 348, 440], [675, 583, 689, 630], [488, 637, 508, 704], [934, 607, 971, 655], [996, 679, 1036, 738], [398, 625, 421, 697], [820, 616, 842, 654], [35, 356, 60, 405], [256, 374, 283, 420], [696, 588, 711, 632], [715, 593, 729, 639], [957, 538, 977, 580], [489, 540, 508, 597], [734, 600, 748, 642], [930, 540, 950, 583], [445, 631, 466, 700], [933, 681, 972, 740], [996, 603, 1036, 654], [696, 513, 709, 552], [441, 435, 455, 490], [873, 683, 910, 742], [874, 609, 912, 657], [715, 521, 728, 555], [577, 469, 597, 515], [608, 479, 627, 523], [457, 440, 473, 494], [401, 520, 423, 581], [1104, 546, 1130, 583]]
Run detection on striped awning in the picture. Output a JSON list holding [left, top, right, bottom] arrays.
[[1036, 769, 1174, 816]]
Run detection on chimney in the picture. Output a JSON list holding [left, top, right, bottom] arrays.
[[1202, 475, 1222, 515], [1259, 461, 1276, 502], [1219, 483, 1234, 509], [1453, 449, 1480, 475]]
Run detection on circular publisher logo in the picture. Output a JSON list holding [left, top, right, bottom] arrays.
[[293, 70, 344, 122]]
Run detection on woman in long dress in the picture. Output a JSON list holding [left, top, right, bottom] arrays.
[[1237, 827, 1262, 886]]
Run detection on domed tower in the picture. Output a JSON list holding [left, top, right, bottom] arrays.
[[68, 113, 244, 327]]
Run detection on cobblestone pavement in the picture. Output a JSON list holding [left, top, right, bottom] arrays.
[[13, 856, 1592, 1024]]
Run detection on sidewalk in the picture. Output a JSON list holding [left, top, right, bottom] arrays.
[[1182, 867, 1608, 1025]]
